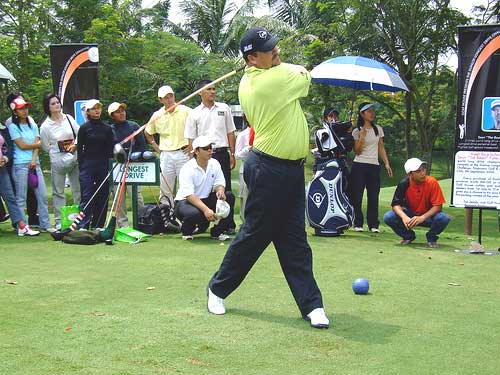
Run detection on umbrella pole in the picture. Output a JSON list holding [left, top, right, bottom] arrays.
[[349, 90, 358, 123]]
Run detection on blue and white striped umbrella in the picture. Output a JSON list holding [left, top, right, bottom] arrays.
[[310, 56, 408, 92]]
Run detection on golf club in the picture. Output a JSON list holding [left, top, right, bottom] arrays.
[[119, 65, 246, 146]]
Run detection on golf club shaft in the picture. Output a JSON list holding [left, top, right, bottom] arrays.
[[119, 65, 246, 146]]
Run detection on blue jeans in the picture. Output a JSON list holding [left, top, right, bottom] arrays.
[[383, 208, 450, 242], [0, 167, 25, 226], [209, 150, 324, 317], [12, 163, 50, 229]]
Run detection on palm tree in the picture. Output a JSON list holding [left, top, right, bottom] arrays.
[[174, 0, 260, 56]]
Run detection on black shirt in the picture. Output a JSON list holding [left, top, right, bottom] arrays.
[[77, 119, 115, 162]]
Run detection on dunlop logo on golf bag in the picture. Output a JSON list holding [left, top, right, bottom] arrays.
[[306, 162, 354, 232]]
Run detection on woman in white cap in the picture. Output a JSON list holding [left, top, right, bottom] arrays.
[[7, 97, 52, 232], [350, 102, 392, 233], [76, 99, 115, 229], [40, 93, 81, 230]]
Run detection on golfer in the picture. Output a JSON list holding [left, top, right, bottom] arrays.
[[207, 27, 329, 329]]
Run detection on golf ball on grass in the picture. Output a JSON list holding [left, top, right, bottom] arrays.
[[352, 278, 369, 295]]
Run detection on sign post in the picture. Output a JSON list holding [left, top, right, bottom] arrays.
[[111, 159, 160, 229]]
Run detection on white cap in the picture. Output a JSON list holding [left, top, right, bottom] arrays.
[[404, 158, 427, 174], [108, 102, 126, 116], [191, 135, 213, 151], [215, 199, 230, 221], [84, 99, 102, 111], [158, 85, 174, 98], [491, 99, 500, 109]]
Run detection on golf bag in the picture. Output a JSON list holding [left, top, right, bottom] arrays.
[[306, 121, 354, 236], [137, 202, 180, 235]]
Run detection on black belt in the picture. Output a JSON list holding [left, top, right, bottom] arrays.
[[212, 147, 228, 153], [252, 148, 305, 166]]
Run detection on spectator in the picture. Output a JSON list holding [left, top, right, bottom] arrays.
[[350, 102, 392, 233], [185, 79, 237, 234], [174, 135, 235, 241], [40, 93, 81, 230], [108, 102, 146, 228], [7, 97, 52, 232], [77, 99, 114, 229], [145, 85, 191, 206], [234, 119, 252, 221], [383, 158, 450, 248]]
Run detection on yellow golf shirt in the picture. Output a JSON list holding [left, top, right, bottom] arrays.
[[238, 63, 311, 160], [146, 104, 191, 151]]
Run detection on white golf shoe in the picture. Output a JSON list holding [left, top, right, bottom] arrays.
[[306, 307, 330, 329], [207, 288, 226, 315]]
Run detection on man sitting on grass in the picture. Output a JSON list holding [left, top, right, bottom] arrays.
[[383, 158, 450, 248], [174, 135, 235, 241]]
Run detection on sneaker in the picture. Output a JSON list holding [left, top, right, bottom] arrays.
[[41, 227, 57, 233], [182, 235, 194, 240], [427, 241, 439, 249], [207, 287, 225, 315], [400, 238, 414, 245], [0, 213, 10, 223], [370, 228, 380, 233], [211, 233, 230, 241], [305, 307, 330, 329], [18, 225, 40, 237], [353, 227, 364, 232]]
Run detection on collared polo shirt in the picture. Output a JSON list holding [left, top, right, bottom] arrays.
[[238, 63, 311, 160], [8, 122, 40, 164], [184, 102, 236, 148], [146, 104, 191, 151], [175, 157, 226, 200]]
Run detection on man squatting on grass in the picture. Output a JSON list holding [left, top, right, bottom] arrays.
[[383, 158, 450, 248], [207, 27, 329, 329]]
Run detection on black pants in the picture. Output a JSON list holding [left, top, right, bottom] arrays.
[[212, 149, 236, 229], [78, 159, 109, 229], [209, 150, 324, 317], [174, 191, 235, 237], [350, 162, 381, 229]]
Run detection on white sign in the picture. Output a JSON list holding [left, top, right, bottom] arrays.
[[112, 161, 157, 184], [453, 151, 500, 208]]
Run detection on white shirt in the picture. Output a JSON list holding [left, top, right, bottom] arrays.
[[235, 127, 251, 173], [40, 114, 79, 157], [175, 157, 226, 200], [352, 125, 384, 165], [184, 101, 236, 148]]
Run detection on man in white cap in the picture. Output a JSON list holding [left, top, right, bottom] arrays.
[[145, 85, 191, 205], [174, 135, 235, 241], [207, 27, 329, 329], [383, 158, 450, 248], [488, 99, 500, 130], [108, 102, 146, 227]]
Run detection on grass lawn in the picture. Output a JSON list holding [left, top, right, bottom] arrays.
[[1, 177, 499, 374]]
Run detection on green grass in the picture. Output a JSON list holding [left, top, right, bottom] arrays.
[[1, 172, 500, 374]]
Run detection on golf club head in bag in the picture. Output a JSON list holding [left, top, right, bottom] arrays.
[[142, 151, 155, 160], [113, 143, 127, 164], [130, 151, 143, 161]]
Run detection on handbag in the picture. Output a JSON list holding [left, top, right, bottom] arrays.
[[54, 116, 78, 169]]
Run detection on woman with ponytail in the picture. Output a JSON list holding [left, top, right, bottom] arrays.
[[350, 102, 392, 233]]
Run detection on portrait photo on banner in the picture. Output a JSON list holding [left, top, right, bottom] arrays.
[[481, 97, 500, 132]]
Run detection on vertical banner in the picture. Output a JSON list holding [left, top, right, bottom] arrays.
[[49, 44, 99, 125], [453, 25, 500, 209]]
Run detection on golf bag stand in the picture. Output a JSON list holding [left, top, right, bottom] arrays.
[[306, 121, 354, 236]]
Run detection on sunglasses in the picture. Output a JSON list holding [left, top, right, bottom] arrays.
[[200, 145, 213, 151]]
